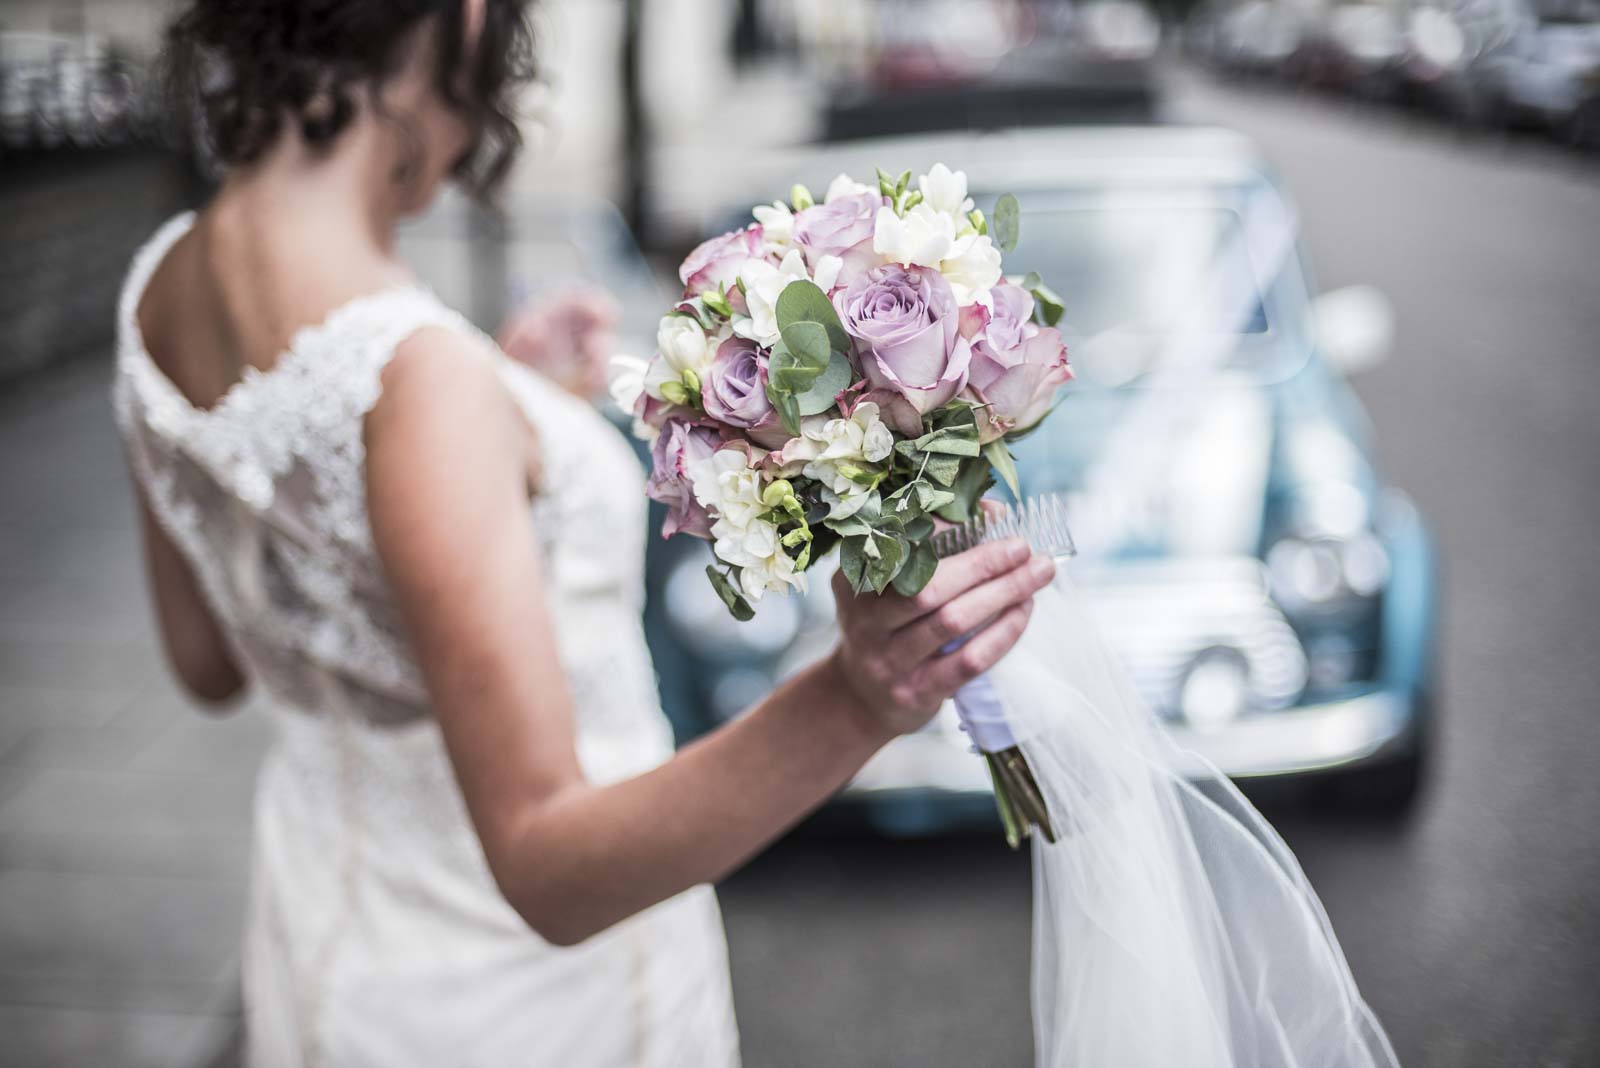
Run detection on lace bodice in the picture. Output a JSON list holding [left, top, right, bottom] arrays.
[[113, 212, 674, 778]]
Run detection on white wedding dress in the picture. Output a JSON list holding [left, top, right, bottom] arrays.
[[114, 213, 740, 1068]]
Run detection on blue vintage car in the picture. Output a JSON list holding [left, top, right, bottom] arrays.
[[642, 126, 1439, 829]]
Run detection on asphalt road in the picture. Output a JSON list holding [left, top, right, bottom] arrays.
[[716, 72, 1600, 1068]]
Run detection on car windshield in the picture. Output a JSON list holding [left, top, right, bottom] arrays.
[[990, 183, 1308, 389]]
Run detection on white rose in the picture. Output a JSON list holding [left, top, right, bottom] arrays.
[[918, 163, 975, 220], [825, 173, 875, 203], [873, 202, 956, 269], [752, 200, 796, 254], [939, 233, 1004, 306], [657, 314, 712, 377], [733, 249, 843, 347]]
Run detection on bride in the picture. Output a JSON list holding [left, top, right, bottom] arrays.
[[115, 1, 1055, 1064]]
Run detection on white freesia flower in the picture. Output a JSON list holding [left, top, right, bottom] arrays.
[[778, 402, 895, 518], [607, 353, 646, 412], [733, 249, 843, 347], [752, 200, 796, 254], [825, 173, 875, 203], [873, 202, 956, 269], [656, 314, 713, 377], [939, 233, 1004, 306], [607, 353, 659, 440], [687, 447, 768, 530], [710, 515, 805, 601], [919, 163, 975, 219]]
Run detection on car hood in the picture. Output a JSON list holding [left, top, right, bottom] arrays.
[[1014, 370, 1275, 562]]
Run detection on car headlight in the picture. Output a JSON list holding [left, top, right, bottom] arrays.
[[1266, 531, 1389, 611], [1179, 647, 1251, 731], [663, 551, 801, 660]]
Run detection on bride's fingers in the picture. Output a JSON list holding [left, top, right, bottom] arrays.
[[871, 538, 1033, 631], [912, 600, 1035, 701], [894, 553, 1056, 663]]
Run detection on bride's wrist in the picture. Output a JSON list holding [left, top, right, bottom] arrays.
[[813, 652, 896, 752]]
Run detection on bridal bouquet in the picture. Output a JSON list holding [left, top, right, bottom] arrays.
[[611, 165, 1072, 843]]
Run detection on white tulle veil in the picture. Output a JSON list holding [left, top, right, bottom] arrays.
[[950, 186, 1399, 1067], [984, 573, 1399, 1068]]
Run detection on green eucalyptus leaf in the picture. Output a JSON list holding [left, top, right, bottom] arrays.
[[903, 516, 936, 542], [923, 452, 964, 487], [915, 482, 956, 512], [984, 439, 1021, 500], [866, 533, 906, 593], [821, 486, 872, 521], [775, 280, 850, 352], [1021, 271, 1065, 327], [840, 535, 868, 590], [993, 193, 1021, 253], [779, 320, 831, 375], [795, 351, 852, 416], [920, 433, 980, 458], [829, 515, 875, 539], [936, 459, 995, 523], [1032, 282, 1065, 327], [706, 566, 755, 621], [892, 540, 938, 597], [767, 381, 802, 436]]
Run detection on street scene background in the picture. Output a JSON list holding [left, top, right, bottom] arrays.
[[1, 0, 1598, 1065]]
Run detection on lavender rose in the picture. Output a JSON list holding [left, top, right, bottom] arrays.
[[680, 225, 763, 297], [834, 263, 971, 415], [965, 285, 1072, 441], [793, 192, 880, 263], [701, 337, 789, 448], [647, 420, 719, 538]]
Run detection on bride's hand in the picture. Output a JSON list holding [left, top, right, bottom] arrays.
[[828, 539, 1055, 738], [496, 285, 621, 400]]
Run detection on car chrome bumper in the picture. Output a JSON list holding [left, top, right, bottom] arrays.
[[843, 688, 1417, 802]]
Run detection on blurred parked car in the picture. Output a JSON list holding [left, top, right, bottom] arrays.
[[1189, 0, 1309, 75], [822, 0, 1161, 140], [1291, 0, 1411, 97], [1478, 0, 1600, 142], [642, 127, 1439, 834], [1396, 0, 1524, 121]]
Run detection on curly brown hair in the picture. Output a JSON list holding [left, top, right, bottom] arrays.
[[164, 1, 537, 199]]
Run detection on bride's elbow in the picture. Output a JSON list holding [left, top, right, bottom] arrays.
[[499, 881, 600, 948], [482, 846, 604, 947]]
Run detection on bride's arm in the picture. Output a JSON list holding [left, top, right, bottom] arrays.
[[367, 334, 1051, 946], [131, 488, 247, 706]]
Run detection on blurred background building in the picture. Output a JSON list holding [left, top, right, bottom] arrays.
[[1, 0, 1597, 1065]]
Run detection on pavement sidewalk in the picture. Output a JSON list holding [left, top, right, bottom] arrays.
[[0, 356, 264, 1068]]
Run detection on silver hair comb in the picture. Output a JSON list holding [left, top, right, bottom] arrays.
[[930, 493, 1078, 562]]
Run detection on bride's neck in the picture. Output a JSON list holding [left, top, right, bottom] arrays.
[[213, 114, 432, 264]]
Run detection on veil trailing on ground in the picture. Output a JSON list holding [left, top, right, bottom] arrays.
[[984, 573, 1399, 1068]]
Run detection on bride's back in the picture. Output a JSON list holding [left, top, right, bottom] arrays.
[[115, 207, 491, 728], [136, 203, 408, 412]]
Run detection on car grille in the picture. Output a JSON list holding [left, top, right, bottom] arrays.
[[1074, 557, 1308, 719]]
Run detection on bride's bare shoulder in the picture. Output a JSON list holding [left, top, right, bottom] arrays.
[[367, 325, 540, 487]]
